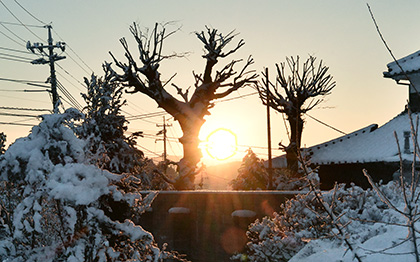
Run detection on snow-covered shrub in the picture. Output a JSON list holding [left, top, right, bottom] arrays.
[[0, 110, 180, 261], [79, 64, 171, 190], [230, 149, 269, 190], [79, 63, 143, 174], [233, 183, 399, 261], [0, 132, 6, 155]]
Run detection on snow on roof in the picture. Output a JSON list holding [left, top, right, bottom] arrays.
[[384, 50, 420, 79], [306, 112, 418, 165]]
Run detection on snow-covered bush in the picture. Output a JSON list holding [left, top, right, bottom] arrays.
[[79, 64, 171, 190], [230, 149, 317, 190], [79, 63, 143, 175], [0, 110, 180, 261], [230, 149, 269, 190], [0, 132, 6, 155], [234, 182, 400, 261]]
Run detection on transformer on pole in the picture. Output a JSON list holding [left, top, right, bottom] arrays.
[[27, 25, 66, 113]]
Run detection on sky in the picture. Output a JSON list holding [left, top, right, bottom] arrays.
[[0, 0, 419, 165]]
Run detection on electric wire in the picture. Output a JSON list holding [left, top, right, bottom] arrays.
[[0, 112, 39, 118], [0, 21, 43, 28], [168, 125, 182, 152], [0, 23, 25, 42], [1, 94, 50, 104], [215, 91, 258, 103], [0, 28, 24, 46], [12, 0, 47, 25], [0, 51, 34, 60], [0, 121, 36, 126], [0, 106, 50, 112], [136, 144, 162, 157], [305, 112, 346, 135], [0, 45, 35, 54], [0, 56, 30, 63], [56, 80, 83, 110], [52, 28, 94, 74], [0, 0, 44, 42], [0, 89, 47, 92], [0, 77, 44, 84], [56, 64, 86, 91]]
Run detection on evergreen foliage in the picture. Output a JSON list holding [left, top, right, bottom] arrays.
[[79, 64, 171, 190], [0, 110, 182, 261], [0, 133, 6, 155], [230, 149, 268, 190]]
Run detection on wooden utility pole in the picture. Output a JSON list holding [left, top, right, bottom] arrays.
[[27, 25, 66, 113], [266, 67, 273, 190], [156, 116, 172, 174]]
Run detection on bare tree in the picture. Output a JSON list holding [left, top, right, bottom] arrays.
[[109, 23, 257, 189], [258, 56, 335, 175]]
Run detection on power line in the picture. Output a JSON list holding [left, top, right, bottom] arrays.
[[215, 91, 258, 103], [1, 93, 50, 104], [56, 64, 86, 91], [0, 0, 44, 42], [0, 77, 44, 83], [0, 51, 33, 60], [0, 89, 47, 92], [0, 106, 50, 112], [57, 80, 83, 110], [0, 121, 36, 126], [0, 112, 40, 118], [52, 28, 94, 74], [0, 45, 35, 54], [0, 28, 24, 46], [0, 21, 44, 28], [0, 23, 25, 42], [126, 111, 168, 120], [136, 144, 162, 157], [13, 0, 46, 25], [0, 56, 30, 63], [305, 113, 346, 135]]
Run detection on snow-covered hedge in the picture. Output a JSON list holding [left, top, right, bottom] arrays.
[[233, 182, 403, 261], [0, 110, 180, 262]]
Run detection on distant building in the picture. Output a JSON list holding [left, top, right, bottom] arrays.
[[271, 50, 420, 189], [384, 50, 420, 112]]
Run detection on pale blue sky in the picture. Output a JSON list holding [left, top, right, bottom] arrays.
[[0, 0, 418, 163]]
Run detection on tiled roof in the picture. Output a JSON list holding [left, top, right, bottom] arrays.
[[305, 112, 417, 165], [384, 50, 420, 79]]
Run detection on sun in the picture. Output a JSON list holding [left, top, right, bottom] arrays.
[[205, 128, 238, 160]]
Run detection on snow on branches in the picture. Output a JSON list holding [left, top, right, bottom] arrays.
[[109, 23, 257, 189]]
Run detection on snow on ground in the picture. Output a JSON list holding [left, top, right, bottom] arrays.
[[291, 223, 412, 262], [290, 196, 418, 262]]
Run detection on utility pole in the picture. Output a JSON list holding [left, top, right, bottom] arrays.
[[27, 25, 66, 113], [266, 67, 273, 190], [156, 116, 172, 174]]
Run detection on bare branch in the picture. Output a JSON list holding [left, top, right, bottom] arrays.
[[172, 83, 189, 103]]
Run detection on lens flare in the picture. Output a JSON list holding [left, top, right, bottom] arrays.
[[206, 128, 237, 160]]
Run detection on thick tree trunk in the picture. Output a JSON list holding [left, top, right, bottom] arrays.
[[174, 118, 204, 190], [286, 113, 304, 175]]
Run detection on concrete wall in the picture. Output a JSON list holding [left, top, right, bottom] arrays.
[[138, 191, 297, 262]]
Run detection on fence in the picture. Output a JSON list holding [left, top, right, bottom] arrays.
[[138, 191, 299, 262]]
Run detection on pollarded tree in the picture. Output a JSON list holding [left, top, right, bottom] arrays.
[[258, 56, 335, 175], [109, 23, 257, 189]]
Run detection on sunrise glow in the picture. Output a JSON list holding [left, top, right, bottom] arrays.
[[205, 128, 238, 160]]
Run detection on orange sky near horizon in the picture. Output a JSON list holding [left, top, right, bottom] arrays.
[[0, 0, 417, 166]]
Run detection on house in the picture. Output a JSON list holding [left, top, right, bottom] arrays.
[[306, 112, 416, 189], [271, 50, 420, 189]]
